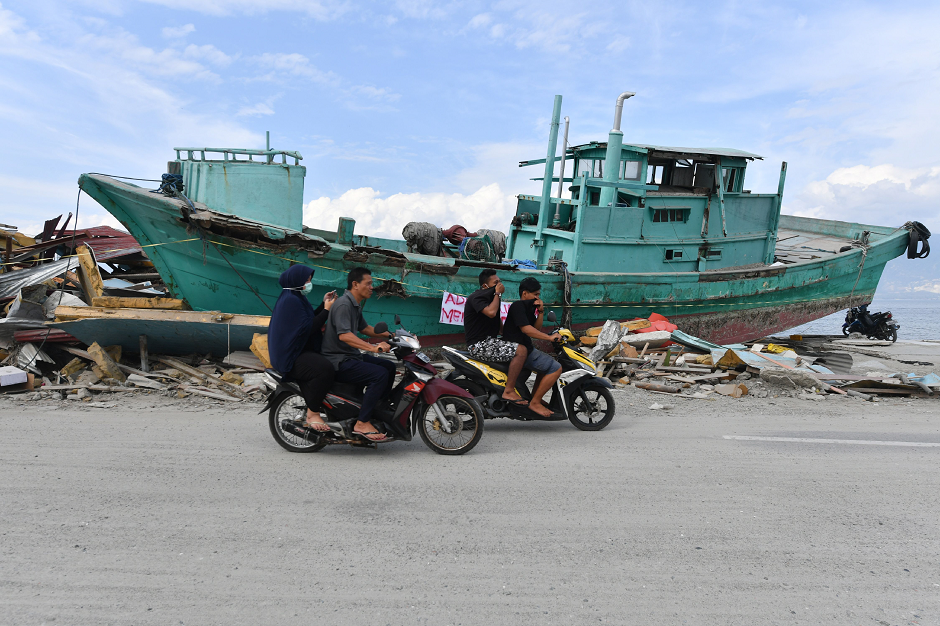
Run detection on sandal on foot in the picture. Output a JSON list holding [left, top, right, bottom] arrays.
[[354, 430, 389, 442], [502, 397, 529, 407], [304, 420, 331, 432]]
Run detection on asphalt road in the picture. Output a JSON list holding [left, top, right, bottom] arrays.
[[2, 388, 939, 626]]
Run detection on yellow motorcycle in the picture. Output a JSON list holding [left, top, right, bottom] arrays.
[[441, 312, 615, 431]]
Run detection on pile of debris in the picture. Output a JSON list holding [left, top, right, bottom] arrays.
[[1, 218, 163, 345], [1, 218, 275, 403], [2, 338, 270, 403], [577, 316, 939, 402]]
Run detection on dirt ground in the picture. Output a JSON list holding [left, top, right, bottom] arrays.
[[1, 341, 939, 625]]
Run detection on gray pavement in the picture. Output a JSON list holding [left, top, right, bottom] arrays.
[[1, 385, 939, 626]]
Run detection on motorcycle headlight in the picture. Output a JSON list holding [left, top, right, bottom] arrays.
[[579, 360, 596, 373]]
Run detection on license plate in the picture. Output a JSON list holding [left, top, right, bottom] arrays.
[[416, 352, 431, 363]]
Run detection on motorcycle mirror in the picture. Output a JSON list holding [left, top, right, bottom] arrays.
[[374, 321, 388, 334], [395, 314, 401, 326], [546, 311, 557, 323]]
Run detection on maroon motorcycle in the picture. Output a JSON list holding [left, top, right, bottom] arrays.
[[262, 318, 484, 455]]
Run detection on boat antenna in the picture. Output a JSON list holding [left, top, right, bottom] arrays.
[[552, 116, 570, 227]]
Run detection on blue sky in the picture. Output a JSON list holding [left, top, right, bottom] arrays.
[[1, 0, 938, 293]]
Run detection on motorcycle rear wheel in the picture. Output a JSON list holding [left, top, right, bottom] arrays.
[[887, 328, 898, 343], [268, 392, 327, 453], [567, 383, 615, 431], [417, 395, 484, 455]]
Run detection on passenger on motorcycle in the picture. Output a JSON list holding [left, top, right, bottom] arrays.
[[500, 277, 562, 418], [267, 265, 337, 432], [321, 267, 397, 442], [464, 269, 530, 407]]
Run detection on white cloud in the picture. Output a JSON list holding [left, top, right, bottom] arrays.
[[161, 23, 195, 38], [468, 13, 491, 28], [913, 281, 940, 295], [303, 184, 516, 239], [788, 164, 940, 227], [237, 102, 275, 117], [253, 52, 337, 84], [183, 43, 232, 66], [139, 0, 348, 19]]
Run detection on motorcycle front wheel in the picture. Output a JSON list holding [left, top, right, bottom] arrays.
[[417, 395, 484, 455], [567, 383, 615, 431], [268, 391, 327, 453]]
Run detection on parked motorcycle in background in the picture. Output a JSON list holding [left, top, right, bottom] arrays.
[[842, 304, 899, 342]]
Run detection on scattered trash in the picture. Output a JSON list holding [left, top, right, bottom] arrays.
[[714, 383, 748, 397]]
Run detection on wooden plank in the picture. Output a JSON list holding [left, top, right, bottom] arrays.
[[76, 244, 104, 301], [52, 306, 269, 326], [250, 334, 271, 369], [139, 334, 149, 373], [153, 356, 245, 397], [179, 384, 243, 402], [61, 346, 154, 379], [634, 382, 680, 393], [90, 296, 185, 310], [654, 366, 713, 374], [687, 372, 733, 382]]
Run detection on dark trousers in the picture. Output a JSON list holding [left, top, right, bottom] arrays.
[[336, 354, 396, 423], [289, 351, 335, 413]]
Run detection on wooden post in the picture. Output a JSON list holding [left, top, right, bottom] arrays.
[[139, 334, 149, 373], [2, 236, 11, 273]]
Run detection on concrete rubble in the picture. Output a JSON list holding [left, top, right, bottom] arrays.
[[573, 315, 939, 406]]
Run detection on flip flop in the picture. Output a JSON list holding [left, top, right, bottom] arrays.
[[304, 420, 332, 432], [354, 430, 389, 442], [502, 397, 529, 407]]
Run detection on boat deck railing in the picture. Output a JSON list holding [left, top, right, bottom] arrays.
[[173, 147, 303, 165]]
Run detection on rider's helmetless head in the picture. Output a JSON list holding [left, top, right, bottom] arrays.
[[347, 267, 373, 301], [478, 268, 500, 289]]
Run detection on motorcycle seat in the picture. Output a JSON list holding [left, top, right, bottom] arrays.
[[331, 381, 365, 399]]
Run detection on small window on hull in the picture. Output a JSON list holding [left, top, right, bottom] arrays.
[[652, 208, 689, 223], [664, 249, 684, 261]]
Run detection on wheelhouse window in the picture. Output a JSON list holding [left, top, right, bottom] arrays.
[[620, 160, 641, 180], [721, 167, 740, 192], [579, 159, 603, 178], [647, 165, 664, 185]]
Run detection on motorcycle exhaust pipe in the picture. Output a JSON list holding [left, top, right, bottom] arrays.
[[488, 394, 513, 417], [281, 420, 319, 440]]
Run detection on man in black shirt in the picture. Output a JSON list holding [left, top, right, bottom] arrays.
[[501, 276, 562, 418], [464, 269, 528, 405]]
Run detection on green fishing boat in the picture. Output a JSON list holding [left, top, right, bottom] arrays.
[[78, 93, 925, 345]]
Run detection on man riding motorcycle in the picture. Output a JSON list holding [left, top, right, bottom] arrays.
[[321, 267, 396, 442]]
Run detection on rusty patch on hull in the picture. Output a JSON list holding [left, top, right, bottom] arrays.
[[670, 294, 871, 344]]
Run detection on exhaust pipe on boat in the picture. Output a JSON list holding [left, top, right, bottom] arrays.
[[600, 91, 635, 208], [612, 91, 635, 132]]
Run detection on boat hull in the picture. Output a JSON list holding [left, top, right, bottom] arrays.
[[79, 174, 910, 345]]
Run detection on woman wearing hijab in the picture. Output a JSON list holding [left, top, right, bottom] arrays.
[[267, 265, 337, 431]]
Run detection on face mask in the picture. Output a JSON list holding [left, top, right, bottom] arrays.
[[301, 282, 313, 295]]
